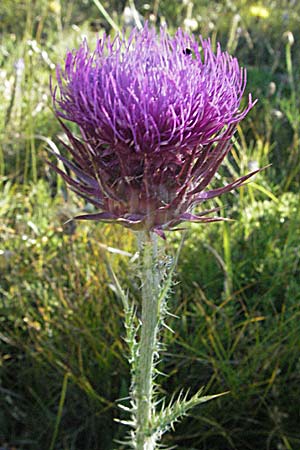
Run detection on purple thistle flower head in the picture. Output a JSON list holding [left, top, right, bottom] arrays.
[[51, 26, 258, 237]]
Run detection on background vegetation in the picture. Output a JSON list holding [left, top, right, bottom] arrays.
[[1, 0, 300, 449]]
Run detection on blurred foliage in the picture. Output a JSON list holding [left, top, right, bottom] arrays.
[[1, 0, 300, 449]]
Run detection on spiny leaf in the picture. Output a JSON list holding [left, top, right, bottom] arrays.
[[150, 388, 229, 437], [157, 234, 185, 310]]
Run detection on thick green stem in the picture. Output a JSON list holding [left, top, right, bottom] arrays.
[[135, 231, 161, 450]]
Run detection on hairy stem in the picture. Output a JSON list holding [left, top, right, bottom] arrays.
[[135, 231, 161, 450]]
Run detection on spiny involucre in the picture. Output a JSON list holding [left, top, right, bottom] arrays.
[[51, 25, 258, 238]]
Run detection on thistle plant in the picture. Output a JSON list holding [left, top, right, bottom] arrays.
[[50, 25, 258, 449]]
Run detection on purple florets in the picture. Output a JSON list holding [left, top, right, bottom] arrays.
[[51, 26, 258, 237]]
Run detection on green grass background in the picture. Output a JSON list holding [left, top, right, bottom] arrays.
[[0, 0, 300, 449]]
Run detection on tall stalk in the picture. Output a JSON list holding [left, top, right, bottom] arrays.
[[134, 231, 161, 449]]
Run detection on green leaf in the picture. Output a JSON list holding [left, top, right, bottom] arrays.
[[150, 388, 229, 437]]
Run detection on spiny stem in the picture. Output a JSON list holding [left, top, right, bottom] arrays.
[[135, 231, 161, 450]]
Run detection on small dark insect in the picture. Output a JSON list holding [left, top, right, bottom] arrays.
[[183, 48, 193, 55]]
